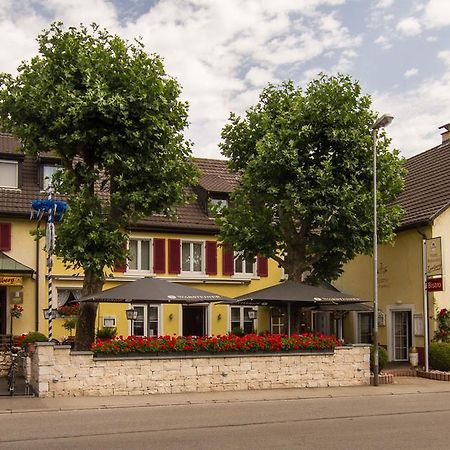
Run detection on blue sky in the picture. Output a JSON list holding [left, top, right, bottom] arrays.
[[1, 0, 450, 159]]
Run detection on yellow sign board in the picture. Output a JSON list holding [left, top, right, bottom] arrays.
[[0, 276, 23, 286]]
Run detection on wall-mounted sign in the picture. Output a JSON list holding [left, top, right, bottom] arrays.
[[377, 310, 386, 327], [0, 276, 23, 286], [427, 277, 443, 292], [427, 237, 442, 276], [414, 314, 424, 336]]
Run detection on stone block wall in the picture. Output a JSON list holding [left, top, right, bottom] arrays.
[[30, 343, 370, 397], [0, 351, 11, 377]]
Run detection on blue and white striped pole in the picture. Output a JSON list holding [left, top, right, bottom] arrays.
[[46, 184, 54, 342]]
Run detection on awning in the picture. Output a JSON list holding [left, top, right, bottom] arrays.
[[78, 276, 233, 304], [0, 252, 34, 275], [229, 280, 365, 306]]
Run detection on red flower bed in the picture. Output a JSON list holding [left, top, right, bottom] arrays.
[[91, 333, 341, 355]]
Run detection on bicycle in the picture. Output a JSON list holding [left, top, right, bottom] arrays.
[[7, 346, 21, 396]]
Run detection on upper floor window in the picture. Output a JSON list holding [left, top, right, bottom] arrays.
[[0, 160, 18, 189], [209, 198, 228, 216], [128, 239, 151, 272], [234, 253, 255, 276], [182, 241, 203, 273], [42, 164, 62, 190]]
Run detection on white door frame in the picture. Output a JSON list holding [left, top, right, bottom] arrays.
[[386, 303, 415, 361]]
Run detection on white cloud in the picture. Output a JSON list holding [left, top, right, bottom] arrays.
[[396, 17, 422, 36], [374, 68, 450, 157], [427, 35, 438, 41], [374, 35, 392, 49], [377, 0, 394, 8], [424, 0, 450, 28], [245, 67, 278, 88], [404, 68, 419, 78]]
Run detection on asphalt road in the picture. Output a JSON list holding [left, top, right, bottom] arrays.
[[1, 389, 450, 449]]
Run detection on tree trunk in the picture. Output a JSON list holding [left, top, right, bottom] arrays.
[[74, 269, 104, 350]]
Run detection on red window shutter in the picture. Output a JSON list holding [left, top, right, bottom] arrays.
[[168, 239, 181, 274], [222, 244, 234, 276], [114, 241, 127, 273], [205, 241, 217, 275], [257, 256, 268, 277], [0, 223, 11, 251], [153, 238, 166, 274]]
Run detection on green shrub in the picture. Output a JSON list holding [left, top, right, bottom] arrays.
[[96, 327, 117, 339], [370, 345, 388, 373], [21, 331, 47, 347], [230, 327, 245, 337], [430, 342, 450, 371]]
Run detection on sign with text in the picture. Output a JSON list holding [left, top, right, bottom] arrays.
[[427, 237, 442, 276], [0, 276, 23, 286], [427, 277, 443, 292]]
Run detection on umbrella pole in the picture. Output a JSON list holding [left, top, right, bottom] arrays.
[[287, 303, 291, 337]]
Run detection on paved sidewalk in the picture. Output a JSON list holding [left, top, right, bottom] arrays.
[[1, 376, 450, 415]]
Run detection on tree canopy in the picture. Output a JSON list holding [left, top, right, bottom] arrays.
[[218, 74, 404, 284], [0, 23, 197, 348]]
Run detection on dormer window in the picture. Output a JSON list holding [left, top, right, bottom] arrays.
[[208, 197, 228, 216], [0, 159, 18, 189], [42, 164, 62, 190]]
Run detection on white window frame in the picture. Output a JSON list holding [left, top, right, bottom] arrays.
[[0, 159, 18, 189], [42, 164, 62, 191], [233, 252, 256, 278], [181, 240, 204, 274], [229, 306, 257, 334], [127, 238, 152, 273], [131, 304, 161, 337], [102, 316, 116, 328]]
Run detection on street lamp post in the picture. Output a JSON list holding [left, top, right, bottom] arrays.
[[372, 114, 394, 387]]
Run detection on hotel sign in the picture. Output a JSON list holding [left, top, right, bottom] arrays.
[[427, 237, 442, 276], [0, 276, 23, 286]]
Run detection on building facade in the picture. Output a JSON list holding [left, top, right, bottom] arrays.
[[0, 132, 284, 341], [336, 125, 450, 363]]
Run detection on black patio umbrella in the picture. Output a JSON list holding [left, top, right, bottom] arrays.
[[226, 280, 368, 336], [78, 277, 232, 304]]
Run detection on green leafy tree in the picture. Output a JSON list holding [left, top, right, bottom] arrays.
[[218, 74, 404, 284], [0, 23, 197, 349]]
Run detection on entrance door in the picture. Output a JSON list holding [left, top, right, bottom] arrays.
[[0, 287, 6, 335], [183, 306, 206, 337], [393, 310, 411, 361]]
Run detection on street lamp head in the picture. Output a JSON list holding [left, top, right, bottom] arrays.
[[372, 114, 394, 130]]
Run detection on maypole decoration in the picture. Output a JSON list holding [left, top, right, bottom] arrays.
[[31, 185, 68, 342]]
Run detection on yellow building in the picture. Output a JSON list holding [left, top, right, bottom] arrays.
[[0, 133, 283, 341], [336, 124, 450, 363]]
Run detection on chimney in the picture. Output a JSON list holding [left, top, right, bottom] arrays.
[[439, 123, 450, 144]]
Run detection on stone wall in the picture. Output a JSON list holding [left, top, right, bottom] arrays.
[[0, 351, 11, 377], [30, 343, 370, 397]]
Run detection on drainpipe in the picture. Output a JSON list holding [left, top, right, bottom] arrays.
[[35, 222, 40, 332], [417, 228, 429, 372]]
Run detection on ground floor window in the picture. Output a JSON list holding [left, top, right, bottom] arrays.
[[358, 312, 373, 344], [132, 305, 160, 337], [230, 306, 255, 334], [270, 306, 286, 334], [57, 288, 82, 307]]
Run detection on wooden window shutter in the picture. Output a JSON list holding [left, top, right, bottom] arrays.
[[113, 241, 127, 273], [205, 241, 217, 275], [257, 256, 268, 277], [222, 244, 234, 276], [153, 238, 166, 274], [0, 223, 11, 252], [168, 239, 181, 274]]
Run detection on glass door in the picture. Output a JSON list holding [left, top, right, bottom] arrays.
[[393, 310, 411, 361]]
